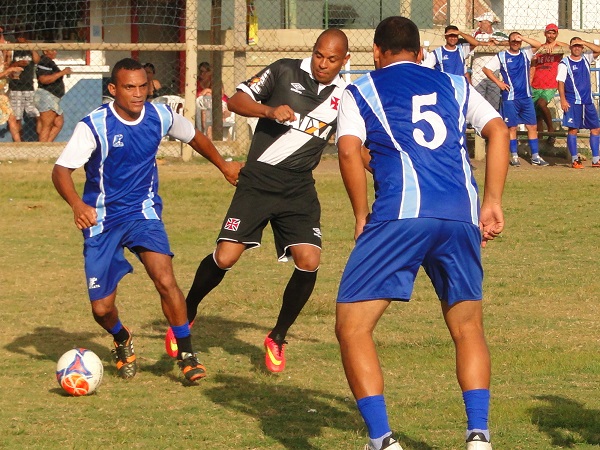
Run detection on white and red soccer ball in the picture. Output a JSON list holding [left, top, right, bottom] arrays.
[[56, 348, 104, 396]]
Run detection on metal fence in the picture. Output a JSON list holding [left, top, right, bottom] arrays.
[[0, 0, 599, 160]]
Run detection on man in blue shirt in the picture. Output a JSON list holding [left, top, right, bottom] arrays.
[[422, 25, 488, 80], [483, 32, 547, 166], [336, 16, 508, 450], [557, 37, 600, 168], [52, 58, 242, 383]]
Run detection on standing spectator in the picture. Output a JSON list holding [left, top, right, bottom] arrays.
[[143, 62, 162, 99], [9, 29, 40, 141], [482, 32, 547, 166], [422, 25, 487, 79], [0, 65, 24, 141], [471, 12, 508, 110], [557, 37, 600, 169], [530, 24, 568, 145], [51, 58, 242, 383], [34, 43, 72, 142], [165, 29, 350, 374], [335, 16, 508, 450]]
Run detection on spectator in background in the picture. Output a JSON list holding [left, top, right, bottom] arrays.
[[9, 29, 41, 141], [530, 24, 568, 145], [557, 37, 600, 169], [422, 25, 488, 80], [143, 62, 162, 99], [196, 61, 212, 95], [482, 32, 547, 166], [34, 44, 72, 142], [471, 12, 508, 110], [0, 65, 24, 141]]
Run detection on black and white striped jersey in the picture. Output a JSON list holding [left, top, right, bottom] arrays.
[[236, 57, 346, 172]]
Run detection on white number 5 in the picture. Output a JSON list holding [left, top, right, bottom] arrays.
[[412, 93, 446, 150]]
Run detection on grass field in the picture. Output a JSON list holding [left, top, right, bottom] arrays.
[[1, 155, 599, 449]]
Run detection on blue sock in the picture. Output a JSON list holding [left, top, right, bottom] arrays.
[[357, 395, 391, 440], [567, 135, 578, 159], [509, 139, 518, 156], [590, 135, 599, 161], [171, 322, 191, 339], [463, 389, 490, 432], [108, 320, 123, 335], [529, 139, 539, 159]]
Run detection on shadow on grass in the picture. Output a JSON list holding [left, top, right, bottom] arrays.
[[145, 314, 280, 374], [4, 326, 108, 363], [529, 395, 600, 447], [204, 373, 434, 450]]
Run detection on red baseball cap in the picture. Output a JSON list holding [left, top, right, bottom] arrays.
[[545, 23, 559, 32]]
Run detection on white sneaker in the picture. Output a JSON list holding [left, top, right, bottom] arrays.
[[364, 435, 404, 450], [466, 432, 492, 450]]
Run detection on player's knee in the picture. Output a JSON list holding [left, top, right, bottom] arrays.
[[91, 300, 115, 319], [213, 245, 244, 269]]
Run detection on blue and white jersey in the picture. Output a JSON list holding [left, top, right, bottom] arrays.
[[337, 62, 500, 226], [557, 52, 595, 105], [485, 47, 533, 101], [423, 44, 471, 76], [56, 102, 195, 238]]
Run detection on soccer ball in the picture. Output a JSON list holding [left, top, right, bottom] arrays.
[[56, 348, 104, 396]]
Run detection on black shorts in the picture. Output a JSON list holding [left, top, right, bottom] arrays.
[[217, 162, 321, 260]]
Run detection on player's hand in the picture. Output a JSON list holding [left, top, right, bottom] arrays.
[[72, 200, 97, 230], [354, 213, 370, 241], [267, 105, 296, 124], [222, 160, 245, 186], [499, 81, 510, 91], [64, 67, 73, 75], [479, 202, 504, 248], [560, 99, 570, 112]]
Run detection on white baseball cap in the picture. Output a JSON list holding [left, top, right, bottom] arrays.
[[475, 12, 499, 23]]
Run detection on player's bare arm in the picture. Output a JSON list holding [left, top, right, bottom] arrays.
[[457, 30, 483, 48], [517, 34, 543, 49], [482, 67, 509, 91], [557, 81, 569, 112], [227, 91, 296, 123], [187, 129, 243, 186], [51, 165, 98, 230], [479, 117, 509, 247], [338, 135, 370, 240]]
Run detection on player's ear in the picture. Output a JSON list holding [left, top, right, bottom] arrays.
[[107, 82, 116, 96], [417, 47, 424, 64], [373, 44, 381, 69]]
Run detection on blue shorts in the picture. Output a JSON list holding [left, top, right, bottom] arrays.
[[83, 220, 173, 301], [562, 103, 600, 130], [337, 218, 483, 305], [500, 98, 537, 127]]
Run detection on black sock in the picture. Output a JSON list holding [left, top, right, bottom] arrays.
[[270, 268, 318, 341], [176, 335, 193, 358], [112, 327, 130, 343], [186, 253, 227, 322]]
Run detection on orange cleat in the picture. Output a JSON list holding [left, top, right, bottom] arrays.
[[264, 334, 287, 373]]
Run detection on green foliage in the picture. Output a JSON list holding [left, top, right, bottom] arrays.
[[0, 158, 599, 449]]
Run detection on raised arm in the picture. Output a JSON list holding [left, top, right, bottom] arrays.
[[227, 90, 296, 123]]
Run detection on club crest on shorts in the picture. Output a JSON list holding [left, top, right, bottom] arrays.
[[224, 217, 241, 231]]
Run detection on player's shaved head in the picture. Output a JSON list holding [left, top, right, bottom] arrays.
[[315, 28, 349, 54], [311, 28, 350, 84]]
